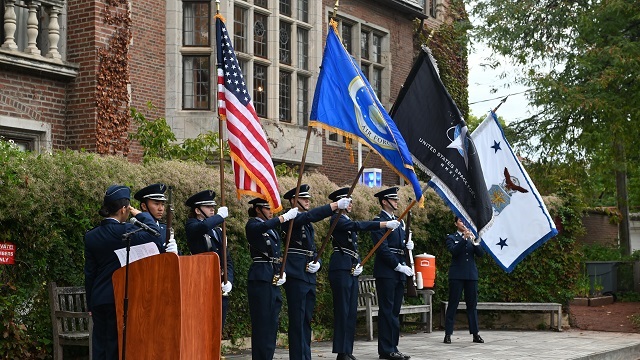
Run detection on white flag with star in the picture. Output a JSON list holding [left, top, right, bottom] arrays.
[[471, 111, 558, 272]]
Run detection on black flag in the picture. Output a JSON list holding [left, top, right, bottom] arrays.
[[390, 48, 494, 237]]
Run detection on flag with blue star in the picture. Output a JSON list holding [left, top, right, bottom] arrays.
[[470, 111, 558, 272], [390, 47, 493, 237]]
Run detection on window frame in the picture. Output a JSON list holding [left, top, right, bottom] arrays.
[[182, 55, 211, 110], [176, 0, 316, 124], [182, 0, 211, 47]]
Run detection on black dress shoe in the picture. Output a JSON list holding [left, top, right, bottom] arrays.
[[397, 352, 411, 359], [379, 352, 405, 360], [443, 334, 451, 344], [473, 334, 484, 343], [347, 355, 358, 360]]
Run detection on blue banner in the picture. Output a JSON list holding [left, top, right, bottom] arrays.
[[310, 23, 423, 203]]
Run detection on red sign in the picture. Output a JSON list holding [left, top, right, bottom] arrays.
[[0, 242, 15, 265]]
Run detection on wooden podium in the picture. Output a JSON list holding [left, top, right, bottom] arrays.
[[113, 253, 222, 360]]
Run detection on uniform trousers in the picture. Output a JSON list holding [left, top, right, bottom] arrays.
[[222, 296, 229, 330], [445, 278, 479, 335], [283, 277, 316, 360], [91, 303, 118, 360], [375, 278, 404, 355], [329, 270, 359, 355], [248, 280, 282, 360]]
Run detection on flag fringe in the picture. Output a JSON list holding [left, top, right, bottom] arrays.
[[412, 157, 494, 237], [229, 152, 283, 213], [420, 46, 439, 76], [310, 121, 424, 206]]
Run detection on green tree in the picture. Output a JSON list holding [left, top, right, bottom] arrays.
[[471, 0, 640, 255]]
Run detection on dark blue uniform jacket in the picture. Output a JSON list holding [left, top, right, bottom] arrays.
[[84, 212, 163, 311]]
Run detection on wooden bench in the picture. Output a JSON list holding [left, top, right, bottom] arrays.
[[48, 282, 93, 360], [440, 301, 563, 331], [357, 276, 434, 341]]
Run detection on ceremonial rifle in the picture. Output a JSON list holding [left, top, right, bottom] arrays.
[[165, 186, 174, 246], [404, 206, 417, 297]]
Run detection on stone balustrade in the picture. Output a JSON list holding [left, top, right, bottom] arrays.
[[1, 0, 65, 62]]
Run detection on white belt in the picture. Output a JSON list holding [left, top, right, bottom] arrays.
[[333, 247, 358, 259]]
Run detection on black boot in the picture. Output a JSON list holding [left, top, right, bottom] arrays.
[[443, 334, 451, 344], [473, 334, 484, 343], [336, 354, 348, 360]]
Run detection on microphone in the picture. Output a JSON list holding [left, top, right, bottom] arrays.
[[129, 217, 161, 237]]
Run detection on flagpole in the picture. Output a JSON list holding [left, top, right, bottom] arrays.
[[359, 185, 427, 267], [313, 151, 371, 263], [492, 96, 509, 113], [278, 126, 313, 280], [215, 0, 228, 286], [359, 199, 418, 267], [280, 0, 342, 278]]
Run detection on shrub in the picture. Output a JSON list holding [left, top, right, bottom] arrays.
[[0, 140, 585, 356]]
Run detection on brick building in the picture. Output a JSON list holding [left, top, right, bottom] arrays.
[[0, 0, 447, 187]]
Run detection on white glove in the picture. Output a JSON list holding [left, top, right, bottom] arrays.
[[217, 206, 228, 219], [281, 207, 299, 222], [394, 264, 414, 276], [165, 239, 178, 254], [221, 281, 232, 293], [337, 197, 352, 210], [306, 261, 320, 274], [385, 220, 400, 230], [276, 272, 287, 286], [352, 264, 363, 276], [406, 239, 414, 250]]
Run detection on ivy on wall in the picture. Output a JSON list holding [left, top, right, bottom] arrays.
[[415, 0, 471, 121], [96, 0, 133, 155]]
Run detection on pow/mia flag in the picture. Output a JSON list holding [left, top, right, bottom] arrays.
[[390, 47, 493, 237]]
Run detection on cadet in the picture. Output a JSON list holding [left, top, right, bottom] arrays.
[[279, 184, 351, 360], [327, 187, 400, 360], [443, 216, 485, 344], [84, 185, 177, 360], [245, 198, 298, 360], [134, 183, 168, 244], [184, 190, 233, 328], [371, 187, 414, 360]]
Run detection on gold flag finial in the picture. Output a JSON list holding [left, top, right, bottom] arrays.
[[332, 0, 340, 19]]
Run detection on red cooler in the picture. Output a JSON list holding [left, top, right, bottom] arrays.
[[414, 253, 436, 288]]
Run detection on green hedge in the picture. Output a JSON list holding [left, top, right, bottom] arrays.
[[0, 142, 584, 357]]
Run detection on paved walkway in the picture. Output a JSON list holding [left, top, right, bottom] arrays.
[[224, 329, 640, 360]]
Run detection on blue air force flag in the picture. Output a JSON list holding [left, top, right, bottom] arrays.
[[309, 22, 423, 204], [471, 111, 558, 272]]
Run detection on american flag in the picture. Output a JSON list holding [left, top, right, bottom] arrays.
[[216, 16, 282, 212]]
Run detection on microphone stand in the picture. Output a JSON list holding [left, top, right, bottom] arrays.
[[120, 227, 144, 360]]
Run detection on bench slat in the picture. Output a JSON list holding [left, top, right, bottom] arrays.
[[49, 282, 93, 360], [440, 301, 563, 331]]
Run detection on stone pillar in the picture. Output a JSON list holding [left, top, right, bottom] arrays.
[[24, 0, 42, 56], [45, 4, 62, 60], [1, 0, 18, 50]]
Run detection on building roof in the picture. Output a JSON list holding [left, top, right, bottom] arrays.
[[372, 0, 428, 19]]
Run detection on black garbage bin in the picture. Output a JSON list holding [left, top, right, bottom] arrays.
[[585, 261, 618, 296]]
